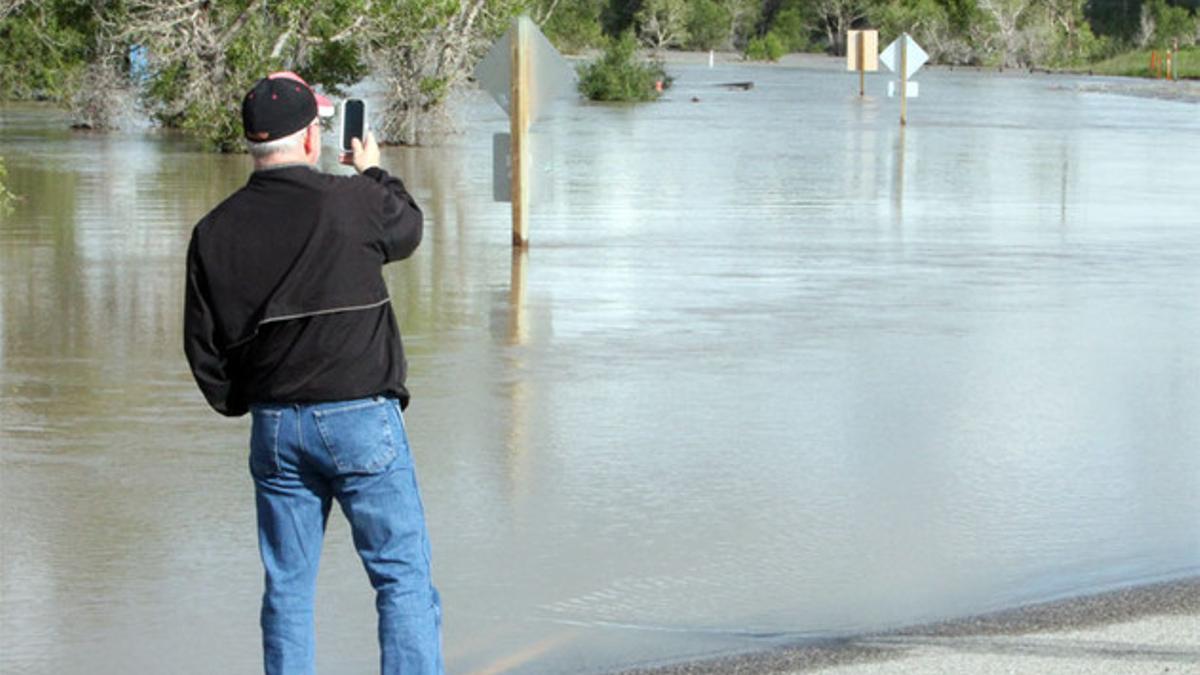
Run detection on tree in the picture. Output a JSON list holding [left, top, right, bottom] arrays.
[[538, 0, 607, 53], [685, 0, 733, 50], [724, 0, 762, 49], [110, 0, 368, 150], [1141, 0, 1199, 47], [636, 0, 690, 50], [0, 0, 98, 102], [976, 0, 1034, 66], [813, 0, 874, 55], [768, 7, 811, 52], [363, 0, 523, 146], [1041, 0, 1106, 64], [869, 0, 980, 63]]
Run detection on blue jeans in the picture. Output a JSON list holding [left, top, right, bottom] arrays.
[[249, 396, 442, 675]]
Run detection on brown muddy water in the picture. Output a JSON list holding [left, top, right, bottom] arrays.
[[1, 64, 1198, 674]]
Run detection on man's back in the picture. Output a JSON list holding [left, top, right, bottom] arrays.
[[185, 164, 422, 416]]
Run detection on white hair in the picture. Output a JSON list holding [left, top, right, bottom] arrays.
[[245, 124, 309, 159]]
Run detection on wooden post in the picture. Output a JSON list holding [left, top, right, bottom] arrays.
[[899, 33, 908, 126], [509, 249, 529, 344], [1173, 39, 1180, 81], [510, 17, 531, 248], [857, 32, 865, 97]]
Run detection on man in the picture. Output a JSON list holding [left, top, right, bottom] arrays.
[[183, 71, 442, 675]]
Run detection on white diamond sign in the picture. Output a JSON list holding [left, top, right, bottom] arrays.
[[879, 34, 928, 80]]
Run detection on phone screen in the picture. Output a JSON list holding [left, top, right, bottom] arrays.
[[341, 99, 365, 152]]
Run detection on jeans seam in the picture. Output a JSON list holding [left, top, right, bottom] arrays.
[[311, 398, 385, 418], [252, 410, 284, 477], [313, 414, 342, 472], [294, 405, 304, 464], [272, 412, 283, 474]]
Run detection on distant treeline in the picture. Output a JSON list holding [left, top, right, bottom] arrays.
[[0, 0, 1196, 150], [540, 0, 1200, 65], [0, 0, 525, 148]]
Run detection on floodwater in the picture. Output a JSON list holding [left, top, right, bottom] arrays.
[[2, 63, 1198, 674]]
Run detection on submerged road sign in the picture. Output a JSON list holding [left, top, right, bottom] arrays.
[[846, 29, 879, 97], [846, 30, 879, 72], [475, 16, 576, 246], [474, 18, 575, 123], [880, 34, 927, 80], [887, 81, 920, 98], [879, 33, 927, 125]]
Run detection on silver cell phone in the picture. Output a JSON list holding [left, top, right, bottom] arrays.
[[340, 99, 367, 154]]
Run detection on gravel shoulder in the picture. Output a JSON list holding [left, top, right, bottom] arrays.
[[619, 577, 1200, 674]]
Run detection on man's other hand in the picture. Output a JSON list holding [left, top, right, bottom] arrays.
[[340, 132, 381, 173]]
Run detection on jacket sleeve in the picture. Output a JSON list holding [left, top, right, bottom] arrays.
[[363, 166, 423, 263], [183, 230, 247, 417]]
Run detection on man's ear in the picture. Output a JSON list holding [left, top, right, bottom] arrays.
[[305, 124, 321, 156]]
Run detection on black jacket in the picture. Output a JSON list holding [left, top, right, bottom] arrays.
[[184, 164, 422, 416]]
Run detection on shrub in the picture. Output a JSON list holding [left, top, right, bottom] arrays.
[[745, 31, 786, 62], [577, 31, 668, 102]]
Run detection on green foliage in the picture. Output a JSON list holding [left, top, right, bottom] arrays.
[[127, 0, 370, 151], [744, 31, 786, 61], [941, 0, 984, 33], [870, 0, 949, 45], [1146, 0, 1199, 47], [636, 0, 690, 49], [577, 31, 667, 102], [367, 0, 523, 144], [601, 0, 641, 37], [680, 0, 730, 50], [303, 41, 371, 96], [5, 0, 1199, 149], [0, 156, 15, 215], [726, 0, 763, 50], [0, 0, 99, 101], [542, 0, 607, 53], [1040, 0, 1112, 66], [1087, 45, 1200, 78], [769, 7, 814, 52]]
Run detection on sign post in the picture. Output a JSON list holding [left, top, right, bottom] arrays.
[[509, 18, 531, 246], [475, 16, 575, 248], [900, 36, 908, 125], [879, 33, 928, 126], [846, 30, 879, 97]]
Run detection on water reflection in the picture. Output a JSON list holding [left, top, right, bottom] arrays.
[[3, 66, 1200, 674]]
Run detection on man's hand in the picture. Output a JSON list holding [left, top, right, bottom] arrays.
[[340, 132, 381, 173]]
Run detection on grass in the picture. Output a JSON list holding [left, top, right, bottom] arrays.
[[1084, 47, 1200, 80]]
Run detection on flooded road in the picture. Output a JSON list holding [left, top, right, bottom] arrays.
[[2, 64, 1199, 674]]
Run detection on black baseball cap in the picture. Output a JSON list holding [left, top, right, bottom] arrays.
[[241, 71, 334, 142]]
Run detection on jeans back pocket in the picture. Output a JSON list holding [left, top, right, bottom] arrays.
[[313, 398, 403, 474]]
